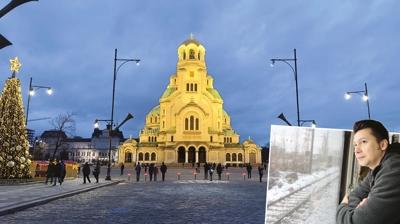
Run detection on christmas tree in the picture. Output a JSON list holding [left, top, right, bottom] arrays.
[[0, 57, 31, 179]]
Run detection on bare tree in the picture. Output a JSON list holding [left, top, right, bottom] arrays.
[[50, 112, 76, 159]]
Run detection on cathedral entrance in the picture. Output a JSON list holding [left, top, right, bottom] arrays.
[[125, 152, 132, 163], [249, 152, 256, 164], [188, 147, 196, 163], [178, 147, 186, 163], [198, 147, 206, 163]]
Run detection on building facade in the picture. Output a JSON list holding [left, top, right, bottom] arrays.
[[118, 37, 261, 166]]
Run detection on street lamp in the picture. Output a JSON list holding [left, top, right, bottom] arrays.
[[344, 82, 371, 119], [25, 77, 53, 126], [270, 49, 300, 126], [95, 113, 134, 180], [105, 48, 140, 181]]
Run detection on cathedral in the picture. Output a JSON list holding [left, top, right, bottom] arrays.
[[118, 36, 261, 166]]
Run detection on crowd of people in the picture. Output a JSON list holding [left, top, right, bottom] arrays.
[[44, 159, 66, 186]]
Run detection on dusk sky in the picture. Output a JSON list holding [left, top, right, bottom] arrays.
[[1, 0, 399, 146]]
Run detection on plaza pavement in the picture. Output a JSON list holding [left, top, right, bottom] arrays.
[[0, 166, 266, 217]]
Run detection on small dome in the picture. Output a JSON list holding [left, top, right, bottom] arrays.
[[148, 105, 160, 116]]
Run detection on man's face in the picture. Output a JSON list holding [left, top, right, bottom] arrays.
[[353, 128, 388, 170]]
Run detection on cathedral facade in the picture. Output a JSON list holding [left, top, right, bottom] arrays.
[[118, 37, 261, 166]]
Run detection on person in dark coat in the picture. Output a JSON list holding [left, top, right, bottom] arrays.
[[60, 160, 66, 184], [209, 165, 214, 181], [53, 159, 61, 186], [45, 159, 54, 184], [154, 165, 158, 181], [93, 161, 100, 183], [120, 163, 125, 176], [203, 162, 209, 180], [82, 162, 91, 184], [258, 165, 264, 182], [337, 120, 400, 224], [149, 163, 154, 181], [160, 162, 167, 181], [135, 162, 141, 182], [246, 163, 252, 179], [216, 163, 223, 180]]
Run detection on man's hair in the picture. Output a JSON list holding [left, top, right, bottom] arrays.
[[353, 119, 389, 142]]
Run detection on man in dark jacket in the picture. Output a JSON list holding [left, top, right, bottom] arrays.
[[160, 162, 167, 181], [337, 120, 400, 224], [45, 159, 54, 184], [53, 159, 61, 186], [82, 162, 91, 184], [216, 163, 223, 180], [135, 162, 141, 182]]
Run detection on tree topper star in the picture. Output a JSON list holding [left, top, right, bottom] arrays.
[[10, 56, 21, 73]]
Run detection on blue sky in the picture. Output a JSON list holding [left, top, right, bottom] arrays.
[[1, 0, 399, 146]]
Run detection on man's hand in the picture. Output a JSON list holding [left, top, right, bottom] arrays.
[[341, 193, 349, 204], [356, 198, 368, 209]]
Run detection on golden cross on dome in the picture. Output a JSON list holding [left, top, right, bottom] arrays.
[[189, 33, 194, 40], [10, 57, 22, 73]]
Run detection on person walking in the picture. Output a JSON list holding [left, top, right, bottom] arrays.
[[216, 163, 223, 180], [53, 159, 61, 186], [82, 162, 91, 184], [135, 162, 141, 182], [93, 160, 100, 183], [246, 163, 252, 179], [203, 162, 209, 180], [120, 163, 125, 176], [60, 160, 66, 184], [160, 162, 167, 181], [209, 165, 214, 181], [45, 159, 54, 184], [258, 165, 264, 182], [149, 163, 154, 181], [154, 165, 158, 181]]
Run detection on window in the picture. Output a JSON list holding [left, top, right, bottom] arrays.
[[198, 52, 201, 60], [171, 136, 174, 142], [150, 117, 152, 123], [151, 153, 156, 161], [226, 153, 231, 161], [194, 84, 197, 91], [190, 83, 193, 91], [145, 152, 150, 161], [232, 153, 237, 161], [189, 49, 195, 59], [238, 153, 243, 161], [185, 118, 189, 130], [190, 116, 194, 130], [139, 153, 143, 161], [210, 136, 213, 142], [195, 118, 199, 130], [155, 137, 157, 142], [186, 83, 189, 91], [183, 51, 186, 60], [163, 121, 165, 128], [148, 136, 151, 142], [224, 137, 226, 143]]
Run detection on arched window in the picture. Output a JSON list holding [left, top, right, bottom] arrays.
[[226, 153, 231, 161], [238, 153, 243, 161], [232, 153, 237, 161], [155, 137, 157, 142], [125, 152, 132, 163], [190, 83, 193, 91], [195, 118, 199, 130], [150, 117, 152, 123], [139, 152, 143, 161], [183, 51, 186, 60], [148, 136, 151, 142], [224, 137, 226, 143], [155, 117, 157, 123], [185, 118, 189, 130], [194, 84, 197, 91], [186, 83, 189, 91], [198, 52, 201, 60], [190, 116, 194, 130], [151, 153, 156, 161], [163, 121, 165, 128], [145, 152, 150, 161], [189, 49, 195, 59]]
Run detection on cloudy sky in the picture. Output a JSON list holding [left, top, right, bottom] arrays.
[[1, 0, 399, 146]]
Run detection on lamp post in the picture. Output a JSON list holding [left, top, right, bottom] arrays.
[[344, 82, 371, 119], [271, 49, 300, 126], [105, 48, 140, 181], [25, 77, 53, 126]]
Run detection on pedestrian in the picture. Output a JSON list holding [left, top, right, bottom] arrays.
[[160, 162, 167, 181], [120, 163, 125, 176], [135, 162, 141, 182], [82, 162, 91, 184], [203, 162, 209, 180], [77, 164, 81, 177], [258, 165, 264, 182], [337, 120, 400, 223], [154, 165, 158, 181], [93, 160, 100, 183], [246, 163, 252, 179], [45, 159, 54, 184], [144, 163, 148, 173], [53, 159, 61, 186], [209, 165, 214, 181], [35, 163, 40, 177], [216, 163, 223, 180], [149, 163, 154, 181], [60, 160, 66, 184], [264, 163, 267, 171]]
